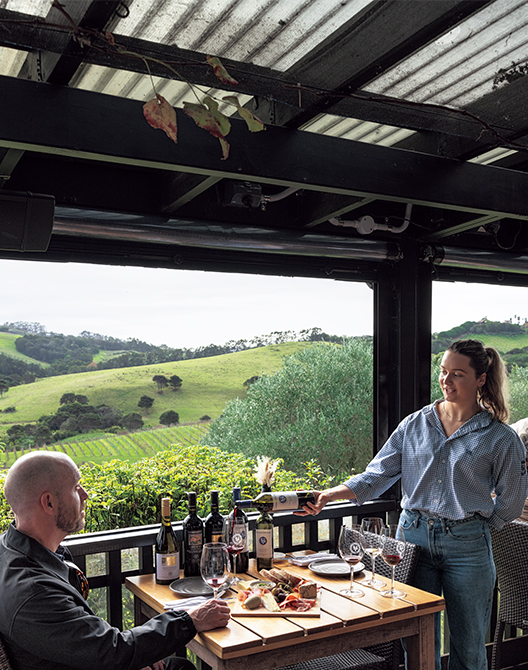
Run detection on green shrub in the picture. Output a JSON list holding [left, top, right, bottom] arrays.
[[201, 339, 373, 479], [0, 444, 333, 533]]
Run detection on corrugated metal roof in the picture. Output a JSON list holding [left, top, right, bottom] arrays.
[[1, 0, 527, 163]]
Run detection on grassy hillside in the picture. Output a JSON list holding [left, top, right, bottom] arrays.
[[0, 342, 306, 436], [0, 332, 48, 367]]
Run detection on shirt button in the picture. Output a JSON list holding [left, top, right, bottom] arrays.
[[433, 499, 438, 503], [438, 479, 442, 483], [442, 459, 446, 463]]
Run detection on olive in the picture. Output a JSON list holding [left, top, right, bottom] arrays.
[[244, 594, 262, 610]]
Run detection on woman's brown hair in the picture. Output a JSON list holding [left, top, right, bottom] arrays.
[[447, 339, 510, 423]]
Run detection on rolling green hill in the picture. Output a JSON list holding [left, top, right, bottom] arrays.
[[0, 332, 48, 367], [0, 342, 307, 437]]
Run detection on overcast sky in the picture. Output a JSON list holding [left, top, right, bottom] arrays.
[[0, 258, 527, 348]]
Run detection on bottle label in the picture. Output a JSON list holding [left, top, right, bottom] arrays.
[[156, 552, 180, 581], [256, 529, 273, 558], [211, 532, 224, 543], [186, 530, 203, 557], [232, 523, 248, 551], [270, 492, 298, 511]]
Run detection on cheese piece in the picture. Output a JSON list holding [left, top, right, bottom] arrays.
[[298, 581, 317, 599]]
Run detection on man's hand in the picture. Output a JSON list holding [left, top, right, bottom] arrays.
[[141, 661, 165, 670], [188, 598, 231, 632]]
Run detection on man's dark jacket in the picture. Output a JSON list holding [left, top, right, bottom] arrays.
[[0, 523, 196, 669]]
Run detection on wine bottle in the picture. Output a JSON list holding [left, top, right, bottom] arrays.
[[228, 487, 249, 574], [237, 490, 315, 513], [183, 491, 204, 577], [205, 490, 225, 543], [256, 484, 273, 571], [155, 497, 181, 585]]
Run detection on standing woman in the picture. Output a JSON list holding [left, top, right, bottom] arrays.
[[300, 339, 528, 670]]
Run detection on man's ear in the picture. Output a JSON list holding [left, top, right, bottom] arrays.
[[40, 492, 55, 515]]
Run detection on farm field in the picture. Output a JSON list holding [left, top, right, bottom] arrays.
[[1, 423, 211, 468], [0, 341, 307, 435]]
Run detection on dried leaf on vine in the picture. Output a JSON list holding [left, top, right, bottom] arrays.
[[183, 96, 231, 160], [207, 55, 239, 86], [143, 95, 177, 144], [224, 95, 266, 133]]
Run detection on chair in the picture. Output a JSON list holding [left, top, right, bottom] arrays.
[[0, 636, 14, 670], [490, 520, 528, 670], [277, 537, 421, 670]]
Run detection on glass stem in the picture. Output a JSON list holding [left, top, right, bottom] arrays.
[[391, 565, 395, 594], [350, 565, 355, 591], [372, 556, 376, 582]]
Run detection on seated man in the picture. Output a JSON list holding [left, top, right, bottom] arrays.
[[0, 451, 230, 670], [511, 417, 528, 523]]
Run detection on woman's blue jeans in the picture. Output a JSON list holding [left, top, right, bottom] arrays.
[[399, 509, 496, 670]]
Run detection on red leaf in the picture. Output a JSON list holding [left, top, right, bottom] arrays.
[[183, 97, 231, 160], [143, 95, 177, 144], [207, 55, 239, 86]]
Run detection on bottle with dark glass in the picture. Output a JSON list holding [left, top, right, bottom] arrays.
[[228, 487, 249, 574], [237, 490, 315, 513], [256, 484, 273, 571], [155, 497, 181, 585], [183, 491, 204, 577], [205, 490, 225, 543]]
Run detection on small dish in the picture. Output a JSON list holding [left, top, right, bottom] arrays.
[[169, 577, 213, 597], [308, 556, 364, 577], [249, 579, 276, 589], [273, 551, 287, 563]]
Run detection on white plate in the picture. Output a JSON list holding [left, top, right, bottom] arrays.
[[273, 552, 287, 562], [308, 557, 364, 577]]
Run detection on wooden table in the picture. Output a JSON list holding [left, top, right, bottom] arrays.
[[126, 560, 444, 670]]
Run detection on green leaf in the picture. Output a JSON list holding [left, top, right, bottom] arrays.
[[183, 97, 231, 160], [224, 95, 266, 133], [207, 55, 239, 86]]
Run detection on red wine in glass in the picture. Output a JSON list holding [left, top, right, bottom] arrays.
[[338, 523, 365, 598], [380, 524, 406, 598]]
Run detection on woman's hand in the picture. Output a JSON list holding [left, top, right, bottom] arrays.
[[294, 490, 330, 516]]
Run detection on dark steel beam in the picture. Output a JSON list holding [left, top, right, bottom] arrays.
[[2, 76, 528, 222]]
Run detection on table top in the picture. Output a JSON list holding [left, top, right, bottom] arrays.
[[126, 557, 445, 662]]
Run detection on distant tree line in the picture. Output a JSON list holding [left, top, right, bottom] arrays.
[[4, 393, 147, 448], [0, 323, 345, 390]]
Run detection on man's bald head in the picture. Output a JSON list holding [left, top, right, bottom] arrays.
[[4, 451, 78, 515]]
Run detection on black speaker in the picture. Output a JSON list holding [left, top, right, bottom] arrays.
[[0, 191, 55, 251]]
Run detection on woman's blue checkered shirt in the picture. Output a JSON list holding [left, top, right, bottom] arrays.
[[345, 401, 528, 528]]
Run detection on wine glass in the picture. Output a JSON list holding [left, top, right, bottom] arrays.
[[338, 522, 366, 598], [200, 542, 230, 600], [380, 524, 406, 598], [360, 517, 385, 588], [226, 518, 248, 584]]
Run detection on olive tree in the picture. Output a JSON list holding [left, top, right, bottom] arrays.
[[201, 339, 373, 478]]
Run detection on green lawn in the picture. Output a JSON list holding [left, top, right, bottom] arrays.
[[0, 342, 307, 437]]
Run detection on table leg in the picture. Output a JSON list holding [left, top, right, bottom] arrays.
[[406, 612, 435, 670]]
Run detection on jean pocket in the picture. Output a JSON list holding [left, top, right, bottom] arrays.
[[399, 509, 419, 530], [447, 520, 485, 541]]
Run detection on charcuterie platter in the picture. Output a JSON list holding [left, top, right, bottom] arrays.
[[231, 568, 321, 617]]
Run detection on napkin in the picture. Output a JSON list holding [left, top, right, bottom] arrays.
[[288, 552, 332, 566], [164, 596, 210, 611]]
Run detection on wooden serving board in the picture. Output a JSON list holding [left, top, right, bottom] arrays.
[[231, 593, 321, 617]]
